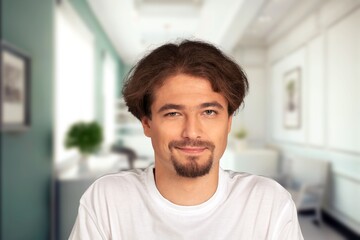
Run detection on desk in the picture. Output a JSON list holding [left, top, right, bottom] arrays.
[[221, 148, 279, 178]]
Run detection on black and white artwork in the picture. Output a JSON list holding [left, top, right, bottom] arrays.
[[283, 67, 301, 129], [1, 42, 30, 131]]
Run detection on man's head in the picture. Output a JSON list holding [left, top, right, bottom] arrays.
[[122, 40, 248, 120], [122, 40, 248, 178]]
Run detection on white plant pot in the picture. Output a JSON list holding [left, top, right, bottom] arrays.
[[78, 155, 89, 173], [235, 139, 248, 152]]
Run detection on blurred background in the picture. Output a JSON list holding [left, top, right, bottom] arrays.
[[1, 0, 359, 239]]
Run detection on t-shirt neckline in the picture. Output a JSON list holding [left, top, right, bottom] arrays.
[[145, 165, 227, 216]]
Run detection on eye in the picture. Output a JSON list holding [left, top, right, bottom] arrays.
[[164, 112, 180, 117], [203, 110, 217, 116]]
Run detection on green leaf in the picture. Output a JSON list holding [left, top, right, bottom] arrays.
[[64, 121, 103, 155]]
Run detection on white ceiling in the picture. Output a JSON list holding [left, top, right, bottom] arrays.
[[87, 0, 325, 65]]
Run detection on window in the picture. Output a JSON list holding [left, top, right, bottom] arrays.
[[102, 53, 117, 149], [54, 3, 95, 165]]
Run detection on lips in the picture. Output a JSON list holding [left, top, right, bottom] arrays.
[[175, 146, 207, 154], [169, 139, 215, 154]]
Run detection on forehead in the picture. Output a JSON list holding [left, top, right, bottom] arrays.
[[152, 74, 227, 108]]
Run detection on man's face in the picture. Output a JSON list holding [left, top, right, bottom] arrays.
[[141, 74, 232, 178]]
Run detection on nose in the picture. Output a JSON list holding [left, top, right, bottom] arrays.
[[181, 115, 203, 139]]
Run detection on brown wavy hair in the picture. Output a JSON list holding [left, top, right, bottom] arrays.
[[122, 40, 249, 120]]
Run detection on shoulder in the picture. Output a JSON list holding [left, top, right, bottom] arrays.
[[223, 170, 292, 204], [94, 168, 147, 188], [80, 167, 150, 206]]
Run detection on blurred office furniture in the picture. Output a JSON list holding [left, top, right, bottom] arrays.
[[116, 121, 154, 160], [282, 156, 330, 225], [111, 144, 137, 169], [221, 148, 279, 179], [56, 155, 123, 240], [56, 154, 153, 240]]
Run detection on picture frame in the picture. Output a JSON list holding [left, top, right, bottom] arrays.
[[283, 67, 301, 129], [0, 42, 31, 132]]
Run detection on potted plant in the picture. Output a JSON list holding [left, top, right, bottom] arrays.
[[65, 121, 103, 171]]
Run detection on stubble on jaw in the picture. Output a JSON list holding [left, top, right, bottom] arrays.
[[168, 139, 215, 178]]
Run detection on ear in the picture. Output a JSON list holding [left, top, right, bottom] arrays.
[[227, 115, 233, 134], [141, 117, 152, 137]]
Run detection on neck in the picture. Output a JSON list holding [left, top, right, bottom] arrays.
[[154, 164, 220, 206]]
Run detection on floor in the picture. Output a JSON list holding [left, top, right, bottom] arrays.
[[299, 215, 346, 240]]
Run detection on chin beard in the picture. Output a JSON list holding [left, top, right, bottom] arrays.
[[171, 154, 214, 178], [169, 139, 216, 178]]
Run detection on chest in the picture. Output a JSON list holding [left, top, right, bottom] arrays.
[[100, 194, 277, 240]]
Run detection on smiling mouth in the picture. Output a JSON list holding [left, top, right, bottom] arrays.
[[175, 147, 207, 154], [169, 139, 215, 155]]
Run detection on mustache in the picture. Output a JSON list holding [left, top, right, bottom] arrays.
[[168, 139, 215, 151]]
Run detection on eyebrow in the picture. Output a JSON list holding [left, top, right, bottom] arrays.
[[199, 101, 224, 110], [157, 101, 224, 113], [157, 104, 185, 113]]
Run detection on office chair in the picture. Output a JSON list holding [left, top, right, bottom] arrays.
[[282, 156, 330, 225]]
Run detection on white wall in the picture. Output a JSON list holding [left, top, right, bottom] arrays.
[[266, 0, 360, 234], [327, 9, 360, 152], [232, 47, 267, 147]]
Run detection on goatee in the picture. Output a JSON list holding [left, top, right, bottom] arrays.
[[168, 139, 215, 178]]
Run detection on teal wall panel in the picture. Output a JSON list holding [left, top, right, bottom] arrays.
[[1, 0, 55, 239], [0, 1, 126, 239]]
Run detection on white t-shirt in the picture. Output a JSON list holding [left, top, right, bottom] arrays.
[[69, 166, 303, 240]]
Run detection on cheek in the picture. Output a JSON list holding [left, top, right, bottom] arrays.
[[206, 118, 231, 138], [151, 124, 178, 150], [208, 122, 230, 153], [157, 120, 182, 137], [213, 129, 229, 148]]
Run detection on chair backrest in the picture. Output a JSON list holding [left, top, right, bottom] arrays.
[[289, 156, 330, 186]]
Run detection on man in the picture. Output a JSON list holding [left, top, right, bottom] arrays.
[[70, 40, 304, 239]]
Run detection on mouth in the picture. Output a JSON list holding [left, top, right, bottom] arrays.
[[169, 139, 215, 156], [175, 146, 207, 155]]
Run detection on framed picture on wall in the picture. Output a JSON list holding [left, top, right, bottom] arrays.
[[0, 42, 31, 132], [283, 67, 301, 129]]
